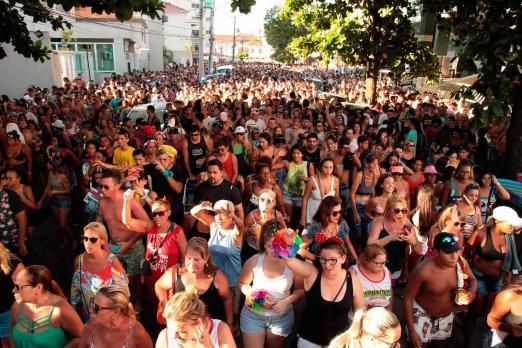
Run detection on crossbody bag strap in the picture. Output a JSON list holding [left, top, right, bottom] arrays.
[[78, 253, 88, 313], [332, 273, 349, 302], [147, 222, 175, 262]]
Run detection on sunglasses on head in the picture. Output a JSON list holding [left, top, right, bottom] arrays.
[[151, 210, 168, 218], [81, 235, 99, 243], [393, 208, 408, 214]]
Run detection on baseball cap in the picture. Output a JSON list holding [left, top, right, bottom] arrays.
[[433, 232, 460, 253], [424, 165, 438, 175], [234, 126, 246, 134], [167, 118, 176, 128], [52, 119, 65, 129], [492, 206, 522, 228]]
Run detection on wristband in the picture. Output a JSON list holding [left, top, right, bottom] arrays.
[[162, 169, 173, 178], [246, 290, 267, 312], [272, 231, 302, 259]]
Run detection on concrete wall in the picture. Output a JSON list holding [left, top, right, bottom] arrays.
[[0, 32, 54, 98]]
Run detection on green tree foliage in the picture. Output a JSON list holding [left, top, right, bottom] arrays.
[[231, 0, 256, 14], [0, 0, 163, 62], [422, 0, 521, 177], [264, 6, 306, 63], [283, 0, 439, 103]]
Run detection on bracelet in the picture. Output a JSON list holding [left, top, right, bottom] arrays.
[[246, 290, 267, 312], [162, 169, 173, 178]]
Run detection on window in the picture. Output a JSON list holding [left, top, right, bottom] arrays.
[[192, 30, 200, 37], [95, 44, 114, 71], [192, 3, 199, 8]]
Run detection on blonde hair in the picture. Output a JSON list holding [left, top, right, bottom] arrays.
[[152, 199, 170, 211], [436, 205, 461, 231], [383, 195, 409, 222], [84, 222, 109, 242], [329, 308, 400, 348], [163, 289, 207, 323], [97, 286, 135, 319], [0, 242, 15, 275]]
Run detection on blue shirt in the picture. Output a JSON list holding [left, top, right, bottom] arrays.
[[208, 223, 242, 287]]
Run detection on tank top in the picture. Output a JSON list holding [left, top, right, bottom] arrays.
[[250, 254, 293, 316], [478, 227, 506, 261], [461, 208, 479, 239], [221, 152, 234, 182], [351, 265, 392, 308], [355, 170, 375, 196], [208, 223, 242, 287], [187, 137, 207, 174], [175, 274, 226, 321], [145, 223, 183, 282], [449, 179, 462, 202], [166, 319, 221, 348], [12, 301, 68, 348], [299, 273, 353, 346], [378, 222, 406, 276], [88, 318, 132, 348], [284, 161, 308, 196]]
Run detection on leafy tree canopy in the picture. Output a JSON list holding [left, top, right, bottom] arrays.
[[0, 0, 163, 62], [283, 0, 439, 102], [264, 6, 307, 63]]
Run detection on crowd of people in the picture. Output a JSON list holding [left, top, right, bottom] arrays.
[[0, 62, 521, 348]]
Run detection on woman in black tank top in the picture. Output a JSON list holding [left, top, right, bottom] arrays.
[[282, 238, 364, 346]]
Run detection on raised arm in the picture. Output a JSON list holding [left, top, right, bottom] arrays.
[[122, 189, 153, 233], [190, 201, 216, 226]]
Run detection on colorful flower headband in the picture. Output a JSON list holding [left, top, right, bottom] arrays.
[[314, 233, 344, 246], [46, 145, 61, 160], [272, 230, 302, 259], [246, 290, 267, 312]]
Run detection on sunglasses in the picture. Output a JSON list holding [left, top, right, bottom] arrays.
[[100, 184, 111, 190], [90, 299, 114, 314], [259, 197, 274, 203], [81, 235, 99, 244], [14, 283, 32, 292], [190, 133, 199, 137], [372, 260, 388, 266], [151, 210, 168, 218], [318, 257, 340, 265], [453, 221, 463, 227], [393, 208, 408, 214], [329, 210, 341, 217]]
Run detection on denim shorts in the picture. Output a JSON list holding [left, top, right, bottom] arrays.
[[283, 191, 303, 206], [240, 305, 294, 337], [472, 266, 503, 294], [0, 310, 10, 338], [51, 195, 72, 209]]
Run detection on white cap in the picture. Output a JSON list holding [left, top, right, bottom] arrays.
[[234, 126, 246, 134], [52, 119, 65, 129], [167, 118, 176, 128], [492, 206, 522, 228], [213, 200, 234, 212], [219, 112, 228, 121]]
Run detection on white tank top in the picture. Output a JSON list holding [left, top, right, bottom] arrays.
[[351, 264, 392, 309], [251, 254, 293, 316], [166, 319, 221, 347]]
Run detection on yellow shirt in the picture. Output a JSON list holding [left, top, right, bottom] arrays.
[[113, 146, 135, 167]]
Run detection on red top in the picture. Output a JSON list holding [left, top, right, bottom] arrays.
[[145, 224, 183, 282], [406, 172, 425, 196], [221, 152, 235, 182]]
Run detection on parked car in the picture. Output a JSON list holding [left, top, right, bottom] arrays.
[[127, 102, 168, 125]]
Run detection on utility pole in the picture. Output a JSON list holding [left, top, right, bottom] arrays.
[[208, 3, 215, 74], [232, 16, 236, 63], [198, 0, 204, 81]]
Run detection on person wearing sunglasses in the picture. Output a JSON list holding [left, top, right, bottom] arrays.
[[468, 206, 522, 316], [453, 182, 483, 241], [79, 285, 152, 348], [182, 124, 213, 181], [368, 195, 421, 281], [329, 307, 401, 348], [351, 245, 393, 310], [71, 222, 128, 321], [404, 233, 477, 348], [440, 159, 475, 207], [11, 265, 83, 348], [242, 189, 286, 264], [280, 233, 364, 347], [301, 196, 358, 263]]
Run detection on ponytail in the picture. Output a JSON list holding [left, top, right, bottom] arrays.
[[24, 265, 65, 298], [50, 280, 66, 298]]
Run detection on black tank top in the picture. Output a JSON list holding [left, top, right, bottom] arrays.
[[479, 227, 506, 261], [175, 274, 226, 321], [186, 220, 210, 241], [299, 272, 353, 345], [187, 137, 207, 174]]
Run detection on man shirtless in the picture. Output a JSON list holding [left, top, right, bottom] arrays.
[[97, 171, 149, 308], [404, 233, 477, 347]]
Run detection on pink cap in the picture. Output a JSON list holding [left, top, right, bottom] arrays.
[[424, 165, 438, 174], [391, 165, 404, 174]]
